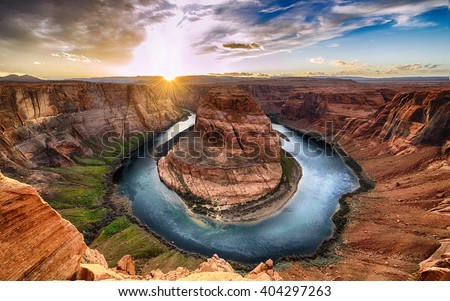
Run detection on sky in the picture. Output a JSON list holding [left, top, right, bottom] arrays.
[[0, 0, 448, 79]]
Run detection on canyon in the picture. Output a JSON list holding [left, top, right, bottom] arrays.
[[0, 82, 184, 170], [0, 77, 449, 281]]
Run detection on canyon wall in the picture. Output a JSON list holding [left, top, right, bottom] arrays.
[[280, 86, 396, 133], [343, 90, 450, 154], [278, 88, 450, 280], [173, 84, 292, 114], [0, 82, 183, 169]]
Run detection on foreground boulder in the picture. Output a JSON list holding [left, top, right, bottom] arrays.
[[116, 254, 136, 276], [158, 86, 282, 208], [246, 259, 283, 281], [195, 254, 235, 273], [0, 171, 86, 280], [81, 247, 108, 269], [418, 239, 450, 281]]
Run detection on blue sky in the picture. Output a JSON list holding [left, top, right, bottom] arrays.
[[0, 0, 448, 78]]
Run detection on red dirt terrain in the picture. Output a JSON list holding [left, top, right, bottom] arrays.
[[279, 88, 450, 280]]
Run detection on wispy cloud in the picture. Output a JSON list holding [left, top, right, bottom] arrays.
[[330, 59, 360, 67], [51, 52, 101, 64], [310, 57, 325, 64], [259, 3, 300, 14], [387, 63, 440, 74], [178, 0, 445, 61]]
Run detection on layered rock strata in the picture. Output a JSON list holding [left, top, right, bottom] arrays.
[[343, 90, 450, 154], [158, 86, 282, 207], [280, 86, 392, 133], [0, 171, 282, 281], [0, 171, 86, 280], [0, 82, 183, 168]]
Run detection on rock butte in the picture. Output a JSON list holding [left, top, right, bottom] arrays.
[[158, 86, 282, 206]]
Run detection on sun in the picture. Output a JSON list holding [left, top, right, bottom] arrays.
[[162, 72, 177, 81]]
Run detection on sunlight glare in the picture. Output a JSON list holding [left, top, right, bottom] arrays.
[[163, 73, 177, 81], [118, 10, 229, 77]]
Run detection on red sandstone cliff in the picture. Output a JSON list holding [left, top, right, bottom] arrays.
[[0, 171, 282, 281], [280, 86, 393, 133], [0, 82, 183, 169], [343, 90, 450, 154], [0, 171, 86, 280]]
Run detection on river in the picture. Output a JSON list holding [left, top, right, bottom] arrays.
[[118, 114, 359, 263]]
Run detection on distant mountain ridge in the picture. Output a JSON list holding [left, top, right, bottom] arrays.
[[0, 74, 44, 82]]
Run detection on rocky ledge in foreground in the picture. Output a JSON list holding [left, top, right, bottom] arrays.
[[0, 171, 86, 280], [158, 86, 289, 219], [0, 170, 282, 281]]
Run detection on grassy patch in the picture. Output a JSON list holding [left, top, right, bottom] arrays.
[[58, 208, 107, 233], [100, 135, 148, 164], [95, 216, 131, 244], [141, 250, 203, 274], [72, 155, 106, 166], [91, 224, 169, 267], [281, 152, 296, 181], [44, 165, 108, 209], [41, 164, 110, 240]]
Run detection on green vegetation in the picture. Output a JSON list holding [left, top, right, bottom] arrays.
[[91, 223, 169, 267], [72, 155, 106, 166], [141, 250, 203, 274], [94, 216, 131, 244], [42, 164, 110, 239], [44, 165, 108, 209], [280, 151, 297, 182], [58, 208, 107, 233]]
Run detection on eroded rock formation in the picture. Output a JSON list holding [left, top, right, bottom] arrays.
[[418, 239, 450, 281], [158, 86, 282, 206], [344, 90, 450, 154], [280, 86, 391, 133], [0, 82, 183, 169], [0, 171, 86, 280]]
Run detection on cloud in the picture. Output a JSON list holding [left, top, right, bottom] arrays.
[[223, 42, 262, 50], [179, 0, 445, 60], [330, 59, 359, 67], [331, 0, 445, 15], [310, 57, 325, 64], [332, 0, 445, 27], [33, 61, 42, 65], [394, 15, 437, 27], [387, 63, 441, 73], [51, 52, 101, 64], [259, 3, 299, 13], [326, 43, 340, 48], [0, 0, 175, 63]]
